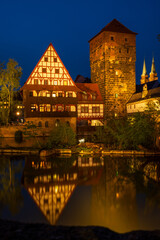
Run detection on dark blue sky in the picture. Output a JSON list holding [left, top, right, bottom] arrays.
[[0, 0, 160, 86]]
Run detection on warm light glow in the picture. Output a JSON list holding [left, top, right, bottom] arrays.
[[55, 186, 58, 193], [79, 138, 85, 143], [116, 193, 120, 198], [16, 111, 20, 116]]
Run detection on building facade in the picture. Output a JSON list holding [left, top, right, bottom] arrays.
[[89, 19, 137, 118]]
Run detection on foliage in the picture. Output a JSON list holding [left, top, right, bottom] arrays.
[[0, 59, 22, 124], [15, 130, 23, 143], [46, 123, 76, 148], [23, 121, 42, 147]]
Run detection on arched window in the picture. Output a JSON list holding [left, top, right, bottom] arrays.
[[45, 121, 49, 128], [38, 121, 42, 127], [55, 119, 60, 127]]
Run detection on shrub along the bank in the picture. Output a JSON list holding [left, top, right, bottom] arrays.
[[93, 112, 158, 150], [45, 123, 76, 149]]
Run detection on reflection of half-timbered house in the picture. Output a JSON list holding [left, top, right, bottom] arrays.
[[21, 43, 80, 131]]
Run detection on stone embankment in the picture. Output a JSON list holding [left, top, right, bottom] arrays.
[[0, 219, 160, 240]]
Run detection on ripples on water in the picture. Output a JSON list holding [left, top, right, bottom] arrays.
[[0, 154, 160, 233]]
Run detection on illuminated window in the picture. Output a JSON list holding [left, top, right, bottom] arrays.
[[52, 105, 56, 112], [44, 57, 48, 62], [42, 68, 47, 73], [30, 104, 38, 112], [39, 104, 45, 112], [81, 106, 88, 113], [55, 119, 60, 127], [92, 107, 100, 113], [68, 92, 72, 97], [82, 93, 87, 100], [54, 81, 57, 85], [65, 105, 70, 111], [55, 69, 59, 74], [64, 80, 68, 86], [115, 93, 118, 98], [57, 105, 64, 112], [46, 91, 51, 97], [52, 92, 56, 97], [44, 80, 48, 85], [71, 105, 76, 112], [54, 57, 57, 62], [46, 104, 51, 112], [92, 94, 96, 100], [34, 79, 38, 84]]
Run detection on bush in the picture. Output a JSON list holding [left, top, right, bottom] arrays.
[[15, 130, 23, 143]]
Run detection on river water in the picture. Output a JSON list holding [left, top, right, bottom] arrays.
[[0, 154, 160, 233]]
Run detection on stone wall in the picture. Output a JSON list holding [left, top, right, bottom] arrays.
[[89, 31, 136, 117]]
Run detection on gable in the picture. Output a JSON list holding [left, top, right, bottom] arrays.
[[24, 43, 75, 87]]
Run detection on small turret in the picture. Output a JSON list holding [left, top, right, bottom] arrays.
[[149, 57, 158, 82], [140, 59, 148, 84]]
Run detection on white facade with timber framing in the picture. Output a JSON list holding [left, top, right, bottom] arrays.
[[21, 43, 80, 131]]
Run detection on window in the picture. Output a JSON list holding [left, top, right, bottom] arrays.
[[46, 104, 51, 112], [68, 92, 72, 97], [55, 69, 59, 74], [34, 79, 38, 84], [54, 80, 57, 85], [125, 38, 128, 42], [115, 93, 118, 98], [46, 91, 51, 97], [45, 121, 49, 128], [29, 91, 33, 97], [92, 107, 100, 113], [65, 105, 70, 111], [54, 57, 57, 62], [52, 92, 56, 97], [127, 48, 129, 53], [82, 94, 87, 100], [111, 36, 114, 41], [71, 105, 76, 112], [44, 80, 48, 85], [119, 48, 121, 53], [92, 94, 96, 100], [44, 57, 48, 62], [30, 104, 38, 112], [42, 68, 47, 73], [38, 121, 42, 127], [55, 119, 60, 127], [52, 105, 56, 112], [44, 199, 48, 204], [58, 92, 63, 97], [81, 106, 88, 113], [39, 104, 45, 112], [57, 105, 64, 112], [64, 80, 68, 86]]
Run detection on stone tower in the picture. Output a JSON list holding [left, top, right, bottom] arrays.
[[89, 19, 137, 118]]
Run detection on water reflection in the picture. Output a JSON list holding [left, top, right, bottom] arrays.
[[22, 154, 104, 225], [0, 154, 160, 233]]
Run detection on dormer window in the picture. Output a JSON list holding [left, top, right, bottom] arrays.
[[92, 94, 96, 100], [82, 93, 87, 100]]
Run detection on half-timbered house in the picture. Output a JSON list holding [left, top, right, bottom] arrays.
[[21, 43, 80, 131]]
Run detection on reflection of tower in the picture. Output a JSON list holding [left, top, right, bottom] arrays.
[[91, 157, 138, 233]]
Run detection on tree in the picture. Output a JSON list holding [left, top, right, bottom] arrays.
[[0, 59, 22, 124]]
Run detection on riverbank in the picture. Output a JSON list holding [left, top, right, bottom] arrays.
[[0, 219, 159, 240]]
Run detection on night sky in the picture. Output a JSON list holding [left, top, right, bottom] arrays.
[[0, 0, 160, 86]]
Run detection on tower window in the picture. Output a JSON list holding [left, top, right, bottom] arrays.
[[111, 36, 114, 41]]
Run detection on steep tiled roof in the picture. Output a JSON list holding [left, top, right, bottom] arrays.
[[89, 19, 137, 42], [75, 83, 103, 102]]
